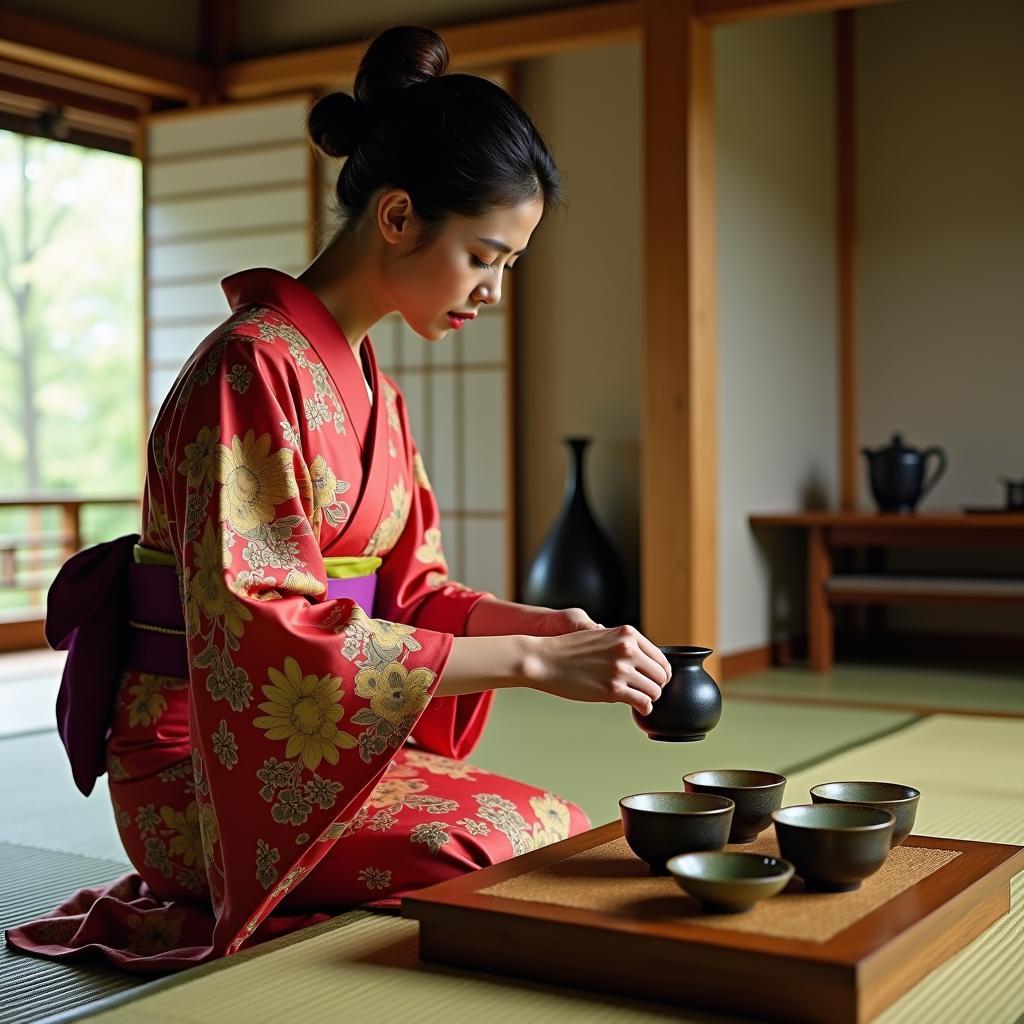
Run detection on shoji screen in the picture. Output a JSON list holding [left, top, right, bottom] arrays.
[[316, 79, 516, 599], [144, 96, 314, 424]]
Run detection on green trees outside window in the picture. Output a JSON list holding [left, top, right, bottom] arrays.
[[0, 130, 143, 614]]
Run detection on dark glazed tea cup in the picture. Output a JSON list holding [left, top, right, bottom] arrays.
[[772, 803, 895, 892], [683, 770, 787, 844], [810, 781, 920, 847], [632, 646, 722, 742], [619, 792, 734, 874], [667, 851, 794, 913]]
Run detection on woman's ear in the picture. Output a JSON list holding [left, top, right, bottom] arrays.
[[377, 189, 416, 246]]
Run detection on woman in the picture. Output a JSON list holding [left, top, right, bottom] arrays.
[[8, 26, 670, 970]]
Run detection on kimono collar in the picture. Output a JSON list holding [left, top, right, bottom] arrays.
[[222, 268, 393, 557], [221, 267, 375, 442]]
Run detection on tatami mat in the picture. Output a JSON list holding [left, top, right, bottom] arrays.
[[55, 713, 1024, 1024], [470, 687, 917, 823], [786, 714, 1024, 1024], [0, 843, 144, 1024], [0, 731, 124, 862], [1, 693, 917, 1024], [726, 662, 1024, 718]]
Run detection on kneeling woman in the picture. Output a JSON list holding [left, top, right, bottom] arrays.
[[8, 25, 670, 970]]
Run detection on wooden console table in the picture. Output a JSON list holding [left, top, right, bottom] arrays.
[[749, 511, 1024, 672]]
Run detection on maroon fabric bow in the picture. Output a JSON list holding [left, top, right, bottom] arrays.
[[48, 533, 139, 796]]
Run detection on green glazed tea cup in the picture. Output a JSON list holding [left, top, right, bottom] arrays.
[[619, 792, 734, 874], [810, 781, 920, 847], [667, 850, 794, 913], [683, 769, 787, 844], [772, 803, 895, 892]]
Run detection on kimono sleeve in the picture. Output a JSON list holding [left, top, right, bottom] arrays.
[[161, 333, 458, 957], [372, 383, 494, 760]]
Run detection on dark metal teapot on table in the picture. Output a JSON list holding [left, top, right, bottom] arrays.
[[1001, 478, 1024, 510], [862, 433, 947, 514]]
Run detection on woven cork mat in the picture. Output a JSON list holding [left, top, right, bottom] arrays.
[[482, 833, 960, 943]]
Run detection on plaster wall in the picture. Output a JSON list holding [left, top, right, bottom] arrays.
[[716, 14, 839, 656]]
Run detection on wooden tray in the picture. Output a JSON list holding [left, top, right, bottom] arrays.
[[402, 821, 1024, 1024]]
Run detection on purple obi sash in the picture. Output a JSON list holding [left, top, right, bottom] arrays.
[[47, 534, 377, 796]]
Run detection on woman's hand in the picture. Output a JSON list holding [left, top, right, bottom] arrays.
[[524, 625, 672, 716]]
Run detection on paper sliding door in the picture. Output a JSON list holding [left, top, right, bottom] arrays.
[[143, 95, 315, 424]]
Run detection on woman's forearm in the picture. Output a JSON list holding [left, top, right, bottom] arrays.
[[463, 596, 550, 637], [435, 634, 541, 697]]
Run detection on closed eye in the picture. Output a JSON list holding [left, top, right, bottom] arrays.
[[472, 256, 517, 272]]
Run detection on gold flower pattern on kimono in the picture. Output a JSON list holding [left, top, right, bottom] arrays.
[[367, 777, 427, 809], [126, 673, 186, 728], [296, 453, 350, 537], [354, 662, 432, 726], [188, 520, 251, 640], [125, 910, 186, 956], [310, 454, 351, 527], [358, 867, 391, 890], [415, 527, 446, 568], [216, 429, 298, 534], [382, 379, 402, 432], [254, 656, 357, 771], [530, 793, 572, 848], [146, 497, 173, 550], [160, 801, 205, 867], [402, 749, 482, 781], [351, 662, 435, 764], [256, 316, 346, 436], [361, 478, 411, 557], [342, 607, 421, 666], [199, 802, 219, 868], [255, 837, 280, 890], [412, 451, 432, 491], [178, 425, 221, 489], [472, 792, 573, 856], [410, 821, 451, 855], [281, 569, 325, 596]]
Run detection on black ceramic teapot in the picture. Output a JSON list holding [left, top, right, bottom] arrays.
[[862, 433, 947, 513], [632, 646, 722, 742]]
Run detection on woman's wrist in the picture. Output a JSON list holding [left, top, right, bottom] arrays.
[[438, 634, 546, 697], [516, 633, 547, 691]]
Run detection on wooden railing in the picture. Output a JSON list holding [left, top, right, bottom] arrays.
[[0, 493, 139, 651]]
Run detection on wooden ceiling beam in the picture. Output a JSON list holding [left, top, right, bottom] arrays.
[[0, 8, 209, 104], [695, 0, 904, 26], [0, 70, 147, 123], [223, 0, 642, 99], [202, 0, 237, 103]]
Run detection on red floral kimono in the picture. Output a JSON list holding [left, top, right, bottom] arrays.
[[7, 268, 588, 971]]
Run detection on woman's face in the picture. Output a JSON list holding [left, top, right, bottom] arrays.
[[385, 197, 544, 341]]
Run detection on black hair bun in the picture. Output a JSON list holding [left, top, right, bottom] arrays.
[[308, 28, 449, 159], [354, 26, 449, 106], [308, 92, 366, 159]]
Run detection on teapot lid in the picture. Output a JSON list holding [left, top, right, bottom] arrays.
[[863, 432, 923, 458]]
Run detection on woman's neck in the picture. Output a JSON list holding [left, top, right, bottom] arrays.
[[297, 223, 390, 356]]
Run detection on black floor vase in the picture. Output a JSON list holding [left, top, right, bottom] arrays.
[[523, 437, 628, 625]]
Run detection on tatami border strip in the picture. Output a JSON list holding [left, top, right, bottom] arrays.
[[724, 687, 1024, 721]]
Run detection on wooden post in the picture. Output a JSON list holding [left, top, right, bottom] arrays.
[[837, 10, 859, 510], [807, 525, 834, 672], [60, 501, 82, 560], [641, 1, 718, 673]]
